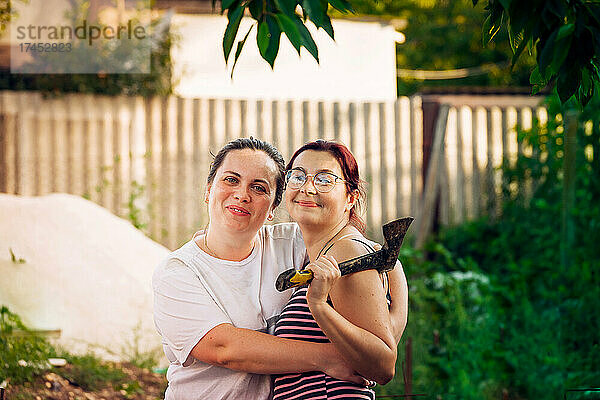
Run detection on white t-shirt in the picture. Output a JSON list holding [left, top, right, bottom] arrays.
[[153, 223, 307, 400]]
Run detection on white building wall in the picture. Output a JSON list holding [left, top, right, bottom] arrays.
[[171, 15, 397, 101]]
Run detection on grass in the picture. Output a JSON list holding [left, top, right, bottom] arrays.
[[1, 306, 165, 398], [58, 354, 127, 391]]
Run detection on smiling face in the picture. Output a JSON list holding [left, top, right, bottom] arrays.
[[206, 148, 279, 236], [285, 150, 356, 228]]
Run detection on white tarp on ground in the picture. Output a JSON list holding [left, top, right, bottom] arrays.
[[0, 193, 169, 362]]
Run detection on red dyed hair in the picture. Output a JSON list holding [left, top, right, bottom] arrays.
[[286, 140, 366, 233]]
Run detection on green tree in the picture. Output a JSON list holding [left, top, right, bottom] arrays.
[[348, 0, 536, 95], [220, 0, 599, 105], [474, 0, 600, 106]]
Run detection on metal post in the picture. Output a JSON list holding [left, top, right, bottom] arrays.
[[404, 337, 413, 395]]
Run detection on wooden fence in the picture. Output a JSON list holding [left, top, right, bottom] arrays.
[[0, 91, 545, 249]]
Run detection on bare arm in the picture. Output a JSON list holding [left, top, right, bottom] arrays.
[[387, 260, 409, 344], [372, 243, 409, 345], [153, 258, 365, 384], [306, 242, 398, 385], [190, 323, 366, 384]]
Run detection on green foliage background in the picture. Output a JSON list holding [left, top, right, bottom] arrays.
[[348, 0, 536, 95], [473, 0, 600, 107], [376, 92, 600, 399]]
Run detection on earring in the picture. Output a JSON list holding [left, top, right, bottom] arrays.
[[267, 214, 274, 221]]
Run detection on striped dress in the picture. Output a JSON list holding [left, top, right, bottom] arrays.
[[273, 248, 381, 400]]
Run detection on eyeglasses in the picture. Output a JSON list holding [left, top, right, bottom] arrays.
[[285, 169, 346, 193]]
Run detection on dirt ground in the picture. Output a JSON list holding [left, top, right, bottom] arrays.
[[3, 363, 167, 400]]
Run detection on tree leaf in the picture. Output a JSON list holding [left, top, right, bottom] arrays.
[[539, 29, 558, 78], [556, 23, 574, 41], [293, 15, 319, 61], [257, 16, 282, 68], [231, 24, 254, 78], [527, 35, 535, 56], [257, 20, 270, 57], [509, 22, 531, 66], [302, 0, 324, 27], [549, 27, 574, 76], [328, 0, 354, 14], [508, 22, 523, 54], [506, 2, 529, 36], [222, 0, 238, 10], [223, 3, 245, 63], [557, 66, 580, 103], [482, 13, 503, 46], [585, 3, 600, 27], [275, 0, 298, 17], [510, 36, 527, 66], [546, 0, 567, 18], [589, 27, 600, 59], [276, 13, 303, 54], [580, 67, 593, 95], [266, 15, 282, 63], [275, 13, 318, 62], [529, 66, 545, 95], [498, 0, 512, 10], [248, 0, 264, 19], [529, 66, 544, 85], [321, 14, 334, 39], [577, 68, 595, 107], [592, 62, 600, 82]]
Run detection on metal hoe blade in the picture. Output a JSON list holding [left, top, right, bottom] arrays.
[[275, 216, 414, 292]]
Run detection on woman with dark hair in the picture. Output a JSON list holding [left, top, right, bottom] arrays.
[[153, 137, 407, 399], [273, 140, 404, 399]]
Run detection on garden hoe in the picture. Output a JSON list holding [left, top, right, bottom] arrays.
[[275, 216, 414, 292]]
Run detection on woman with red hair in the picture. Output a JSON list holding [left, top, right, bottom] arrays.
[[274, 140, 404, 399]]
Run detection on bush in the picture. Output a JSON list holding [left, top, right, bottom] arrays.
[[0, 306, 57, 385], [58, 354, 127, 391], [378, 92, 600, 399], [0, 306, 161, 395]]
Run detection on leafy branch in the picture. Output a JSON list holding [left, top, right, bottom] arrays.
[[217, 0, 353, 75], [474, 0, 600, 106]]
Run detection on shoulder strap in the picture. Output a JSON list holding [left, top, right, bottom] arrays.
[[322, 233, 378, 256], [321, 233, 358, 256]]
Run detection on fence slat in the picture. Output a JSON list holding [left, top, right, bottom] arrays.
[[0, 113, 6, 193], [455, 107, 466, 223], [460, 107, 473, 221], [394, 99, 405, 217], [409, 96, 422, 221], [415, 104, 449, 248], [1, 91, 542, 249], [471, 107, 481, 218], [444, 107, 457, 224], [486, 108, 496, 215]]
